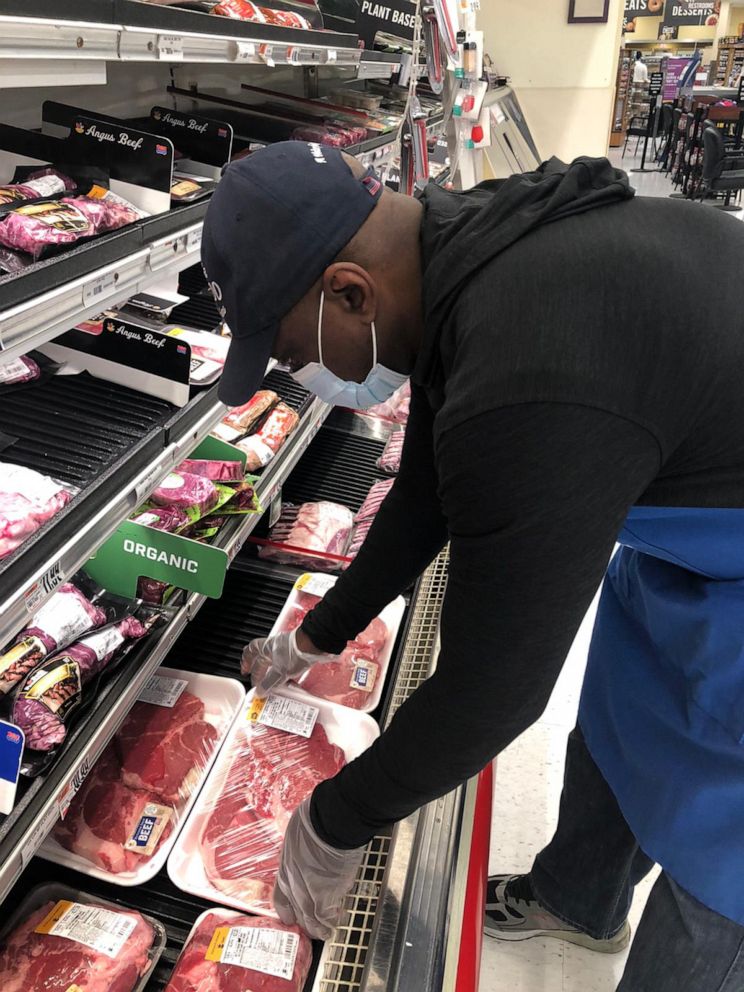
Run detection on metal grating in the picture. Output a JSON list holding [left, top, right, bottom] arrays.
[[168, 293, 222, 331], [316, 547, 450, 992]]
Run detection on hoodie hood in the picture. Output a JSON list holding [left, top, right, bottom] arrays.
[[414, 157, 634, 394]]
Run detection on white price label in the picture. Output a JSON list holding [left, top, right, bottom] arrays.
[[294, 572, 336, 598], [83, 271, 117, 307], [187, 228, 202, 251], [207, 925, 299, 979], [234, 40, 256, 61], [260, 44, 275, 66], [23, 561, 63, 613], [134, 461, 170, 503], [326, 48, 337, 63], [138, 675, 188, 708], [36, 901, 137, 959], [21, 802, 60, 868], [247, 694, 319, 738], [157, 34, 184, 60], [58, 755, 92, 820]]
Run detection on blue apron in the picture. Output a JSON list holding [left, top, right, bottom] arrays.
[[579, 506, 744, 925]]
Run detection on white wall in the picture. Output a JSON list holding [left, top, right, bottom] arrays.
[[479, 0, 625, 162]]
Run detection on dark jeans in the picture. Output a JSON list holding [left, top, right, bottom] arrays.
[[529, 726, 744, 992]]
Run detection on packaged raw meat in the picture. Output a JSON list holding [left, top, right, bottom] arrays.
[[258, 5, 312, 28], [212, 0, 266, 19], [270, 573, 405, 711], [0, 169, 75, 209], [151, 471, 220, 518], [0, 883, 165, 992], [212, 389, 279, 443], [165, 908, 312, 992], [377, 428, 405, 475], [176, 458, 245, 483], [0, 354, 40, 385], [0, 246, 33, 274], [137, 577, 179, 606], [291, 125, 355, 148], [0, 462, 73, 558], [12, 615, 148, 753], [130, 505, 191, 533], [364, 379, 411, 423], [258, 501, 353, 572], [42, 668, 244, 886], [0, 187, 146, 260], [237, 401, 299, 471], [218, 478, 262, 515], [345, 478, 395, 561], [168, 688, 379, 914], [0, 582, 106, 696]]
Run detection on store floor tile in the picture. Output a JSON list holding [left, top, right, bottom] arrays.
[[478, 590, 659, 992]]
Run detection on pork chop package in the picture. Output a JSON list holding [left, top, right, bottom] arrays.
[[236, 401, 299, 472], [167, 687, 379, 914], [41, 667, 244, 886], [211, 389, 279, 443], [377, 427, 405, 475], [0, 461, 73, 559], [257, 500, 354, 572], [165, 908, 312, 992], [0, 186, 146, 260], [268, 573, 406, 711], [0, 883, 165, 992], [344, 478, 395, 563], [0, 580, 107, 697]]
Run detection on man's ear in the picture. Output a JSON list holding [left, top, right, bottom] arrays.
[[323, 262, 377, 322]]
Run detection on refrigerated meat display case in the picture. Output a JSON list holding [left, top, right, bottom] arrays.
[[0, 4, 490, 990]]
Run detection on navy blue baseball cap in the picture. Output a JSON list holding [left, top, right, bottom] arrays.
[[201, 141, 384, 407]]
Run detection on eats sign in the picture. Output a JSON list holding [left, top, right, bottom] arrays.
[[623, 0, 665, 33]]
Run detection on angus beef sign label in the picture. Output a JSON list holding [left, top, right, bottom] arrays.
[[86, 521, 228, 599]]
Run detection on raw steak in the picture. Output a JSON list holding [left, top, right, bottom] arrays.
[[176, 459, 244, 483], [212, 390, 278, 443], [277, 592, 389, 709], [377, 429, 405, 475], [200, 722, 345, 907], [0, 462, 72, 559], [0, 898, 156, 992], [0, 582, 105, 696], [13, 616, 147, 751], [53, 745, 174, 874], [131, 505, 191, 532], [237, 401, 299, 471], [345, 479, 395, 562], [151, 472, 219, 518], [165, 912, 312, 992], [117, 691, 218, 803], [259, 501, 353, 571]]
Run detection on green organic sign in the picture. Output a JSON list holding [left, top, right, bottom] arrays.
[[87, 520, 229, 599], [190, 434, 247, 467]]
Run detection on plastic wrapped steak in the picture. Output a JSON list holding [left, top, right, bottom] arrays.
[[0, 187, 145, 260], [0, 582, 106, 696], [0, 462, 72, 559], [165, 911, 312, 992]]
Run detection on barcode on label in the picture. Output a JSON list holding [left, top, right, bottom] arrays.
[[157, 34, 184, 60], [138, 675, 188, 708], [294, 572, 336, 598], [206, 925, 299, 978], [35, 901, 136, 959], [234, 41, 256, 61], [247, 694, 318, 738], [83, 272, 117, 306]]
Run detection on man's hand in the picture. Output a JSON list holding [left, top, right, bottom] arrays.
[[241, 629, 335, 696], [273, 798, 365, 940]]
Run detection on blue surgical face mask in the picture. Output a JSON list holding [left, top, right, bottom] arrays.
[[291, 290, 408, 408]]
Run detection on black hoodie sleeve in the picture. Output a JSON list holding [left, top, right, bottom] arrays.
[[310, 402, 660, 849], [300, 385, 449, 654]]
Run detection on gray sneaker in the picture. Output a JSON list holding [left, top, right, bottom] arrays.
[[484, 874, 631, 953]]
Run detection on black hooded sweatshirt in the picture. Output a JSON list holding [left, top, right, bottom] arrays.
[[303, 158, 744, 849]]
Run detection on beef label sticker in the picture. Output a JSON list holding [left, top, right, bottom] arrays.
[[138, 675, 189, 708]]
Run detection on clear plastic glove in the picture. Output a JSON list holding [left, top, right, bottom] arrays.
[[241, 629, 334, 696], [273, 798, 365, 940]]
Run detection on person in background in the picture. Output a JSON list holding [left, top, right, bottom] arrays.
[[201, 142, 744, 992], [633, 50, 649, 84]]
